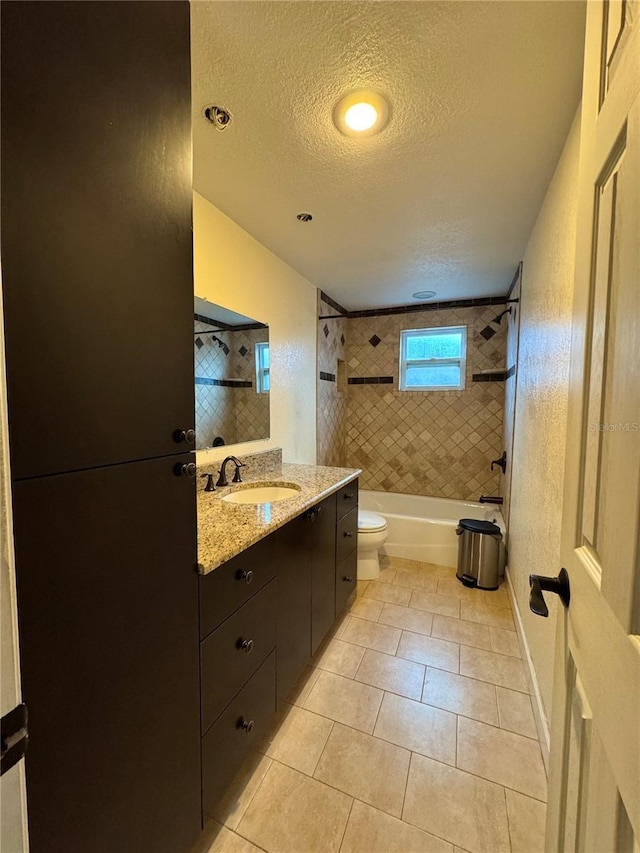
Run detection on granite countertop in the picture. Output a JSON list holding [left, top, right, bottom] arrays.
[[197, 463, 361, 575]]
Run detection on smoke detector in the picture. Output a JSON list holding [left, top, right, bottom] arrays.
[[203, 105, 232, 131]]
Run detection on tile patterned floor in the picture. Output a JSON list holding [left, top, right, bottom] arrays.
[[193, 556, 548, 853]]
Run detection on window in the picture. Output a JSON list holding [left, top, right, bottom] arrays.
[[255, 342, 270, 393], [399, 326, 467, 391]]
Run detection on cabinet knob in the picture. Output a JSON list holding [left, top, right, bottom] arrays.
[[239, 718, 254, 735], [239, 570, 254, 585], [343, 576, 354, 583], [344, 531, 354, 538], [238, 638, 254, 654], [344, 492, 354, 499], [173, 428, 196, 445], [174, 462, 196, 478]]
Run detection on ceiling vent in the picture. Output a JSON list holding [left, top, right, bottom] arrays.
[[296, 213, 313, 222], [203, 105, 232, 131]]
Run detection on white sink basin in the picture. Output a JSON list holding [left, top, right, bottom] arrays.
[[222, 485, 301, 505]]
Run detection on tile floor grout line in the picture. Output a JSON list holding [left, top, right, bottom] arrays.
[[310, 719, 335, 778], [503, 783, 514, 853], [336, 796, 355, 853]]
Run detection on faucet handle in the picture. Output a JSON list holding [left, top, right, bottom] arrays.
[[200, 473, 216, 492], [232, 458, 245, 483]]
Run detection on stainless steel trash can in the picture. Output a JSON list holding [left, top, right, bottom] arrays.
[[455, 518, 504, 590]]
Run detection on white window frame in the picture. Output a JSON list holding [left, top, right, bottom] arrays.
[[255, 341, 270, 394], [399, 325, 467, 391]]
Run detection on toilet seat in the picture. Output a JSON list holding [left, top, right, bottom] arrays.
[[358, 510, 387, 532]]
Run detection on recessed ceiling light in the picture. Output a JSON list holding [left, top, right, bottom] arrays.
[[412, 291, 437, 300], [334, 90, 389, 137], [345, 102, 378, 132]]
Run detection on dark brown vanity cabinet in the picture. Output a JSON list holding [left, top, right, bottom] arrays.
[[276, 494, 338, 702], [199, 483, 357, 817], [335, 482, 359, 614], [311, 495, 339, 654]]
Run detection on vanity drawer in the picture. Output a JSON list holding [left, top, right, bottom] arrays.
[[336, 480, 358, 521], [336, 549, 357, 615], [336, 507, 358, 566], [199, 533, 276, 639], [202, 650, 276, 816], [201, 579, 276, 735]]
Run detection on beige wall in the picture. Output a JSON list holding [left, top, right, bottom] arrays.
[[345, 305, 506, 501], [193, 192, 318, 465], [508, 109, 581, 737]]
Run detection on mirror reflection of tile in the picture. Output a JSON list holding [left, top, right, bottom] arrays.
[[194, 298, 269, 449]]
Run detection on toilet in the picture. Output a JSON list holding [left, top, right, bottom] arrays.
[[357, 510, 388, 580]]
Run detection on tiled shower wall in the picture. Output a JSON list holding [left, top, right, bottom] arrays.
[[317, 301, 507, 501], [195, 320, 270, 449], [316, 295, 348, 466]]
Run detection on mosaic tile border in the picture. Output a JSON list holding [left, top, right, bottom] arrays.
[[319, 290, 348, 316], [196, 377, 253, 388], [319, 371, 336, 382], [348, 376, 394, 385]]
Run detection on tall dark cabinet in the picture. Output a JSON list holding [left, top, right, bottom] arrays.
[[1, 3, 201, 851]]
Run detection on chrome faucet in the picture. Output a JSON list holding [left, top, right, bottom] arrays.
[[216, 456, 245, 488]]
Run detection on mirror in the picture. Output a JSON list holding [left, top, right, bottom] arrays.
[[194, 296, 270, 449]]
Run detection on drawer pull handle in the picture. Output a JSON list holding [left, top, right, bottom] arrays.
[[239, 718, 254, 735], [344, 492, 354, 499], [238, 638, 254, 654], [239, 570, 254, 585], [343, 576, 354, 583], [174, 462, 196, 478], [344, 531, 354, 538]]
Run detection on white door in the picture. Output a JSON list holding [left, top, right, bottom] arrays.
[[0, 273, 29, 851], [545, 2, 640, 850]]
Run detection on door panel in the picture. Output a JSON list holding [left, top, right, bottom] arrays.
[[311, 495, 337, 654], [12, 455, 200, 853], [547, 3, 640, 848], [276, 514, 312, 703], [1, 1, 194, 480]]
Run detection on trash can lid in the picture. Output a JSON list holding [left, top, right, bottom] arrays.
[[458, 518, 501, 535]]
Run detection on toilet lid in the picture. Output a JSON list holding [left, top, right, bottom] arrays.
[[358, 510, 387, 532]]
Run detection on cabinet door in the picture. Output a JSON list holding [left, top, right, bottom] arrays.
[[1, 1, 194, 480], [276, 513, 312, 703], [310, 495, 337, 654], [12, 455, 200, 853]]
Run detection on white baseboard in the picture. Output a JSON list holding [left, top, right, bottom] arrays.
[[505, 567, 551, 774]]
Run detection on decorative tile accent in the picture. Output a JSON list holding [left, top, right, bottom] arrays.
[[369, 334, 381, 347], [472, 371, 508, 382], [480, 326, 497, 340], [195, 337, 204, 349], [239, 345, 248, 356], [341, 334, 346, 346], [348, 376, 394, 385], [320, 371, 336, 382], [348, 295, 507, 319], [323, 324, 330, 338], [320, 289, 349, 317]]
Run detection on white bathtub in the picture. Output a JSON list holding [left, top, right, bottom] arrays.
[[359, 489, 505, 568]]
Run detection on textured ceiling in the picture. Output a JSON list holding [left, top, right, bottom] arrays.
[[191, 1, 585, 310]]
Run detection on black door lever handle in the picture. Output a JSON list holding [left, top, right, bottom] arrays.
[[529, 568, 570, 617]]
